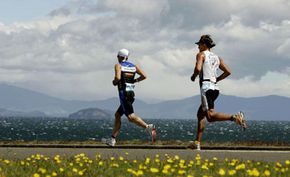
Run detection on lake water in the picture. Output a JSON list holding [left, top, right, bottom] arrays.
[[0, 118, 289, 144]]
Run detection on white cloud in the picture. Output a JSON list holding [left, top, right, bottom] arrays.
[[0, 0, 290, 101], [221, 71, 290, 97]]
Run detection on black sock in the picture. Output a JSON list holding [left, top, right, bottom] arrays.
[[111, 135, 116, 139], [230, 115, 235, 121]]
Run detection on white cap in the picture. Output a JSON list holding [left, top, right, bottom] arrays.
[[117, 49, 129, 59]]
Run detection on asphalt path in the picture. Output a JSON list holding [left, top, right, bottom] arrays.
[[0, 146, 289, 162]]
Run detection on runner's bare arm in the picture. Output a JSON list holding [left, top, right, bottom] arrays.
[[191, 52, 204, 82], [134, 65, 147, 83], [112, 64, 121, 86], [216, 58, 231, 82]]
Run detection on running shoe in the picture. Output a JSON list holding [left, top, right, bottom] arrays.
[[188, 140, 201, 150], [233, 111, 247, 130], [101, 137, 116, 147], [146, 124, 157, 143]]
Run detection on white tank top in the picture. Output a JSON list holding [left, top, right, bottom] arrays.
[[200, 50, 220, 83]]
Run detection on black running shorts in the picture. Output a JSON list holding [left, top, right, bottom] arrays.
[[117, 90, 135, 116], [201, 89, 219, 110]]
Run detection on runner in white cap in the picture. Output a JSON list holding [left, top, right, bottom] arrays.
[[102, 49, 156, 146]]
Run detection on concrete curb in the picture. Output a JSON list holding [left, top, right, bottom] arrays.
[[0, 144, 289, 151]]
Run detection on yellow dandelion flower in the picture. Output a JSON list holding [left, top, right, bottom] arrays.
[[145, 157, 150, 164], [46, 175, 51, 177], [201, 164, 208, 170], [119, 156, 124, 161], [228, 169, 236, 176], [78, 171, 84, 176], [180, 159, 185, 164], [162, 169, 169, 174], [285, 160, 290, 165], [196, 161, 201, 166], [125, 152, 129, 155], [164, 164, 171, 170], [235, 163, 246, 170], [133, 160, 138, 163], [167, 158, 174, 163], [252, 168, 260, 176], [137, 170, 143, 176], [33, 173, 40, 177], [111, 163, 119, 168], [155, 158, 160, 163], [174, 155, 180, 160], [229, 162, 235, 166], [264, 170, 271, 176], [247, 168, 260, 177], [110, 157, 115, 161], [98, 161, 103, 166], [218, 168, 226, 176], [3, 159, 10, 164], [178, 170, 186, 175], [150, 167, 159, 173], [73, 168, 78, 173], [20, 161, 25, 165], [59, 168, 64, 172], [213, 157, 218, 161], [187, 175, 194, 177], [51, 172, 57, 176], [38, 168, 47, 174], [281, 168, 286, 173]]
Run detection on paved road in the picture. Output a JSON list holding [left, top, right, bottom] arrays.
[[0, 147, 289, 162]]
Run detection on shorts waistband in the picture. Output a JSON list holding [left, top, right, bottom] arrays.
[[202, 79, 217, 84]]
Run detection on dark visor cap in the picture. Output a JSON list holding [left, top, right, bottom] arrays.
[[195, 35, 216, 48]]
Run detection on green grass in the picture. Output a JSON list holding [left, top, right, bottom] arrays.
[[0, 153, 289, 177], [0, 140, 289, 147]]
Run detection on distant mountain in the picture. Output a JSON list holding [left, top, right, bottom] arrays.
[[68, 108, 113, 119], [0, 83, 290, 121], [0, 84, 102, 117], [0, 108, 46, 117]]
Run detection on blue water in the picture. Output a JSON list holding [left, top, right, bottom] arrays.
[[0, 117, 289, 144]]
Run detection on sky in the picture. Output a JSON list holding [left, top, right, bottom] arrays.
[[0, 0, 289, 102]]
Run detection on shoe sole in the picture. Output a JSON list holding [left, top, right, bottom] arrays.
[[187, 141, 201, 150], [239, 111, 247, 130], [101, 138, 115, 147]]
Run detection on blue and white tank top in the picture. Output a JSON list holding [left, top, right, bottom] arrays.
[[118, 61, 137, 92]]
